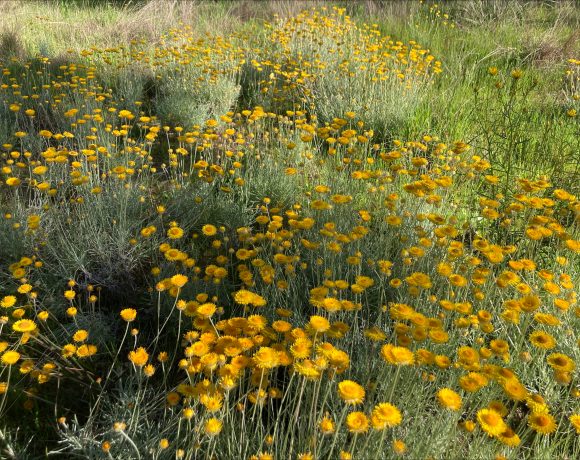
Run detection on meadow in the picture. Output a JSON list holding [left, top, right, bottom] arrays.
[[0, 0, 579, 458]]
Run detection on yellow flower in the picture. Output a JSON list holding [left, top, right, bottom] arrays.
[[337, 380, 365, 405], [72, 330, 88, 342], [166, 249, 187, 263], [167, 226, 184, 239], [489, 339, 509, 356], [234, 289, 255, 305], [526, 394, 548, 414], [204, 418, 223, 436], [488, 400, 508, 417], [290, 338, 312, 359], [76, 344, 97, 358], [144, 364, 156, 377], [118, 110, 134, 119], [381, 344, 415, 365], [196, 303, 217, 319], [392, 439, 406, 455], [234, 289, 266, 307], [457, 346, 479, 366], [459, 372, 488, 393], [170, 274, 188, 288], [202, 224, 217, 236], [436, 388, 462, 411], [22, 360, 38, 375], [364, 326, 387, 342], [529, 330, 556, 350], [566, 239, 580, 252], [182, 407, 195, 419], [17, 284, 32, 294], [463, 420, 476, 432], [311, 200, 332, 211], [140, 226, 156, 237], [498, 427, 520, 447], [252, 347, 279, 369], [12, 319, 37, 333], [186, 341, 209, 357], [371, 402, 402, 429], [502, 378, 527, 401], [547, 353, 575, 372], [1, 296, 17, 308], [120, 308, 137, 322], [528, 413, 556, 435], [5, 177, 21, 187], [309, 315, 330, 333], [113, 422, 126, 432], [129, 347, 149, 367], [569, 414, 580, 434], [167, 392, 180, 406], [449, 274, 467, 287], [477, 408, 506, 437], [62, 344, 77, 358], [345, 411, 369, 433], [385, 215, 402, 226], [319, 416, 335, 434], [1, 350, 20, 365], [511, 68, 522, 79], [64, 290, 76, 301]]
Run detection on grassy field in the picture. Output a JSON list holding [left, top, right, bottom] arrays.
[[0, 0, 579, 458]]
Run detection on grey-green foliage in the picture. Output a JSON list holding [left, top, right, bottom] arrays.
[[0, 201, 27, 263], [99, 63, 155, 115], [155, 70, 240, 127], [36, 182, 154, 301]]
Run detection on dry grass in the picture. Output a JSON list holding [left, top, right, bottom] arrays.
[[0, 0, 246, 59], [115, 0, 243, 42], [0, 0, 342, 61]]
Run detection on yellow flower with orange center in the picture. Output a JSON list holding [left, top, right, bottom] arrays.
[[477, 408, 506, 437], [371, 402, 402, 429], [381, 344, 415, 366], [12, 319, 37, 333], [337, 380, 365, 405], [167, 226, 184, 239], [528, 413, 556, 435], [345, 411, 369, 433], [202, 224, 217, 236]]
